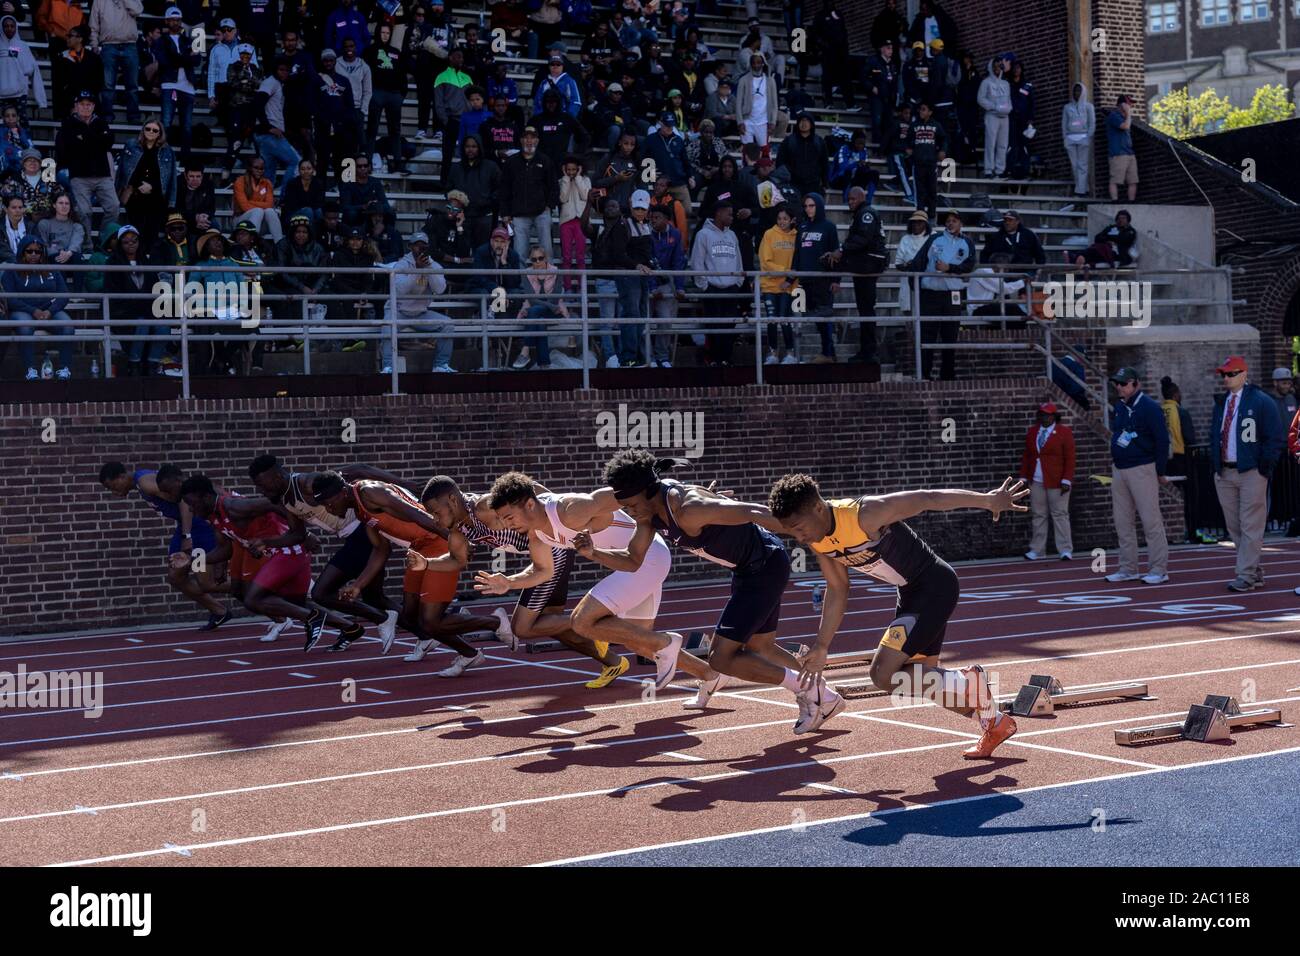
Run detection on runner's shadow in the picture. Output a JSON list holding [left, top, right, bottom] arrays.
[[507, 713, 736, 772]]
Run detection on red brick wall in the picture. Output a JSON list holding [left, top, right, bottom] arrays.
[[0, 380, 1182, 634]]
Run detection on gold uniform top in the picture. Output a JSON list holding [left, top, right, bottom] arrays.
[[809, 497, 939, 588]]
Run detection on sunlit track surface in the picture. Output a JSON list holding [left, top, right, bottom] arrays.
[[3, 541, 1299, 867]]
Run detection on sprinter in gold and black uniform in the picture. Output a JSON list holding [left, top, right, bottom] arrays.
[[767, 473, 1029, 758]]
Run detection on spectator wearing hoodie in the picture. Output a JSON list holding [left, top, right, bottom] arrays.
[[56, 91, 119, 224], [313, 49, 357, 185], [3, 236, 74, 379], [644, 113, 695, 222], [434, 47, 473, 188], [558, 156, 590, 293], [758, 204, 798, 364], [52, 26, 104, 120], [364, 23, 407, 174], [530, 89, 588, 172], [906, 208, 975, 380], [863, 40, 898, 142], [647, 203, 687, 369], [977, 55, 1013, 177], [336, 37, 371, 151], [533, 53, 583, 118], [793, 192, 841, 364], [0, 16, 47, 125], [689, 200, 746, 366], [1007, 61, 1035, 179], [734, 51, 777, 147], [778, 112, 828, 199], [383, 230, 455, 372], [338, 153, 390, 226], [812, 2, 854, 109], [208, 18, 254, 125], [325, 0, 370, 56], [829, 129, 876, 205], [90, 0, 143, 124], [981, 209, 1046, 267], [1210, 355, 1286, 591], [1062, 82, 1094, 197], [447, 133, 499, 249], [907, 100, 947, 219]]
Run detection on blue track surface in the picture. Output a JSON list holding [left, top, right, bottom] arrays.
[[565, 749, 1300, 866]]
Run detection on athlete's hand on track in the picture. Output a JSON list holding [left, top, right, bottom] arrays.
[[798, 645, 828, 690], [572, 530, 595, 558], [338, 582, 361, 603], [987, 477, 1031, 521], [474, 571, 511, 595], [405, 549, 429, 572]]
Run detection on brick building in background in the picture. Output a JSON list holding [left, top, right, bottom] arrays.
[[1145, 0, 1300, 109]]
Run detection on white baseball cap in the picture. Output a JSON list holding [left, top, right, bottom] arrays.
[[630, 190, 651, 210]]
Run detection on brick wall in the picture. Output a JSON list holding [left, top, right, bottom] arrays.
[[0, 379, 1181, 634]]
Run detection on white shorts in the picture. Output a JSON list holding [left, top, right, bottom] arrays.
[[741, 119, 768, 147], [587, 534, 671, 621]]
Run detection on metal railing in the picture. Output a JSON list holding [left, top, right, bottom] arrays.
[[0, 261, 1237, 400]]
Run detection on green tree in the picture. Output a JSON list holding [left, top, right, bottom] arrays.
[[1151, 84, 1295, 138]]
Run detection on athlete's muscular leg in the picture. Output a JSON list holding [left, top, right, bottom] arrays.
[[312, 564, 387, 624], [869, 644, 975, 717], [512, 604, 619, 666], [707, 629, 792, 685], [572, 598, 716, 680], [243, 583, 355, 631], [167, 562, 225, 614]]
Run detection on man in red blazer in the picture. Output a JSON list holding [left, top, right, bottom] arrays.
[[1019, 401, 1076, 559]]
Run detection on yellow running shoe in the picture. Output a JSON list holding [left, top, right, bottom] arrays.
[[585, 656, 629, 689], [594, 640, 610, 658]]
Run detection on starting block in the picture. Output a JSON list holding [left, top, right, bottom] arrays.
[[636, 630, 710, 667], [1114, 695, 1288, 746], [524, 639, 566, 654], [999, 674, 1155, 717]]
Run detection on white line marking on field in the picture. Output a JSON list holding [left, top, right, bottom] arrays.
[[289, 673, 315, 679], [361, 688, 391, 696], [228, 660, 252, 666], [174, 648, 194, 655], [663, 751, 706, 762], [542, 726, 581, 736], [806, 782, 857, 794], [125, 638, 144, 644]]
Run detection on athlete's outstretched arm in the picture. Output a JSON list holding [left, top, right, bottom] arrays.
[[857, 477, 1029, 531], [342, 525, 392, 599], [248, 510, 311, 553], [226, 495, 292, 523], [573, 518, 652, 572], [367, 484, 453, 540], [799, 553, 852, 688], [674, 495, 786, 535], [475, 533, 556, 593]]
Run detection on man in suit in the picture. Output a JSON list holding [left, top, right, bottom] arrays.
[[1019, 401, 1075, 560]]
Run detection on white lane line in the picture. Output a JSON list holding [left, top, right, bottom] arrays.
[[125, 638, 144, 644], [1000, 739, 1162, 770], [289, 672, 316, 679], [173, 648, 194, 655], [533, 745, 1300, 866], [663, 751, 706, 762], [361, 688, 391, 696], [541, 726, 581, 736], [806, 782, 857, 795], [228, 660, 252, 666]]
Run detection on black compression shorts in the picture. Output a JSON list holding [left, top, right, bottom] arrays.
[[879, 560, 960, 658]]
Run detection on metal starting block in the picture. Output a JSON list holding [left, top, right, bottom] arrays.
[[636, 630, 710, 667], [525, 639, 566, 654], [999, 674, 1155, 717], [1114, 695, 1287, 746]]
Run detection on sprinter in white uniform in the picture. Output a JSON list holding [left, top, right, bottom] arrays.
[[478, 471, 721, 690]]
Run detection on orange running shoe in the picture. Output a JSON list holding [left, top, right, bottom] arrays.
[[963, 713, 1018, 759]]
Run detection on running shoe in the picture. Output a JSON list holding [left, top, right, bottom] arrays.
[[585, 656, 630, 689], [200, 608, 231, 631], [1104, 571, 1139, 582], [653, 631, 685, 690], [302, 610, 326, 651], [493, 607, 517, 651], [437, 650, 485, 678], [259, 618, 291, 643], [963, 713, 1018, 759], [326, 622, 365, 653], [793, 681, 845, 734], [378, 610, 399, 651], [404, 638, 436, 662], [684, 671, 734, 710]]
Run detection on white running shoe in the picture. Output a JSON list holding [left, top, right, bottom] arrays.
[[379, 610, 399, 653], [653, 631, 685, 690], [25, 367, 38, 380], [764, 350, 779, 365], [493, 607, 518, 651], [793, 682, 846, 734], [780, 354, 798, 365], [380, 365, 394, 374], [1023, 550, 1041, 560], [404, 638, 435, 662], [1141, 573, 1169, 585], [1105, 571, 1139, 583], [605, 355, 621, 368], [415, 129, 429, 139], [56, 367, 72, 380], [684, 671, 734, 710], [437, 650, 485, 677], [1059, 551, 1073, 560], [259, 618, 291, 643]]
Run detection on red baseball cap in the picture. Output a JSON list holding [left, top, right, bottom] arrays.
[[1216, 355, 1248, 373], [1038, 402, 1058, 414]]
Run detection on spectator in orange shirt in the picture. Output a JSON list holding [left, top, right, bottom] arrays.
[[232, 155, 282, 240], [650, 172, 688, 239], [1019, 400, 1075, 560]]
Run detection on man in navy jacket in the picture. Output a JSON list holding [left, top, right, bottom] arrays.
[[1107, 366, 1170, 584], [1209, 355, 1285, 591]]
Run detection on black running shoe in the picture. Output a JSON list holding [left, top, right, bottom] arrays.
[[325, 623, 365, 653], [200, 608, 232, 631], [303, 611, 326, 651]]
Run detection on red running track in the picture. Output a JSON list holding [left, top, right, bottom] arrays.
[[2, 540, 1299, 866]]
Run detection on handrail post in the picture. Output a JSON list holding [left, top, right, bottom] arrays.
[[580, 273, 590, 390], [388, 269, 399, 395], [911, 272, 922, 381], [179, 268, 191, 399], [302, 296, 311, 375], [753, 276, 763, 385], [481, 293, 490, 370], [100, 294, 113, 377]]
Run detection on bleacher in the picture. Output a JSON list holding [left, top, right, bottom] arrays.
[[0, 2, 1213, 381]]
